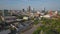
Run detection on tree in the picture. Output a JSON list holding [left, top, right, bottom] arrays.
[[33, 17, 60, 34]]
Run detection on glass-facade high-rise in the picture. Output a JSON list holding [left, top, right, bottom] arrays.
[[4, 9, 11, 16]]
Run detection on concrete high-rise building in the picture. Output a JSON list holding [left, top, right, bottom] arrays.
[[4, 9, 11, 16], [0, 10, 3, 16], [42, 8, 45, 13], [4, 9, 8, 16], [22, 9, 25, 12], [28, 6, 31, 12]]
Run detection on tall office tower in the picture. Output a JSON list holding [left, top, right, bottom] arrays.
[[4, 9, 11, 16], [22, 9, 25, 12], [42, 8, 45, 13], [28, 6, 31, 12], [0, 10, 3, 16], [33, 8, 35, 12], [10, 10, 13, 16]]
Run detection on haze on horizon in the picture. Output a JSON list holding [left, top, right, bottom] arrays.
[[0, 0, 60, 10]]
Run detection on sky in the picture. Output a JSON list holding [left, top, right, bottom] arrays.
[[0, 0, 60, 10]]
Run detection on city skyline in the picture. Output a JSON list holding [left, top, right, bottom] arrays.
[[0, 0, 60, 10]]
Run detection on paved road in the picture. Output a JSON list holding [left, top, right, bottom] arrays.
[[21, 23, 41, 34], [0, 23, 41, 34], [0, 29, 10, 34]]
